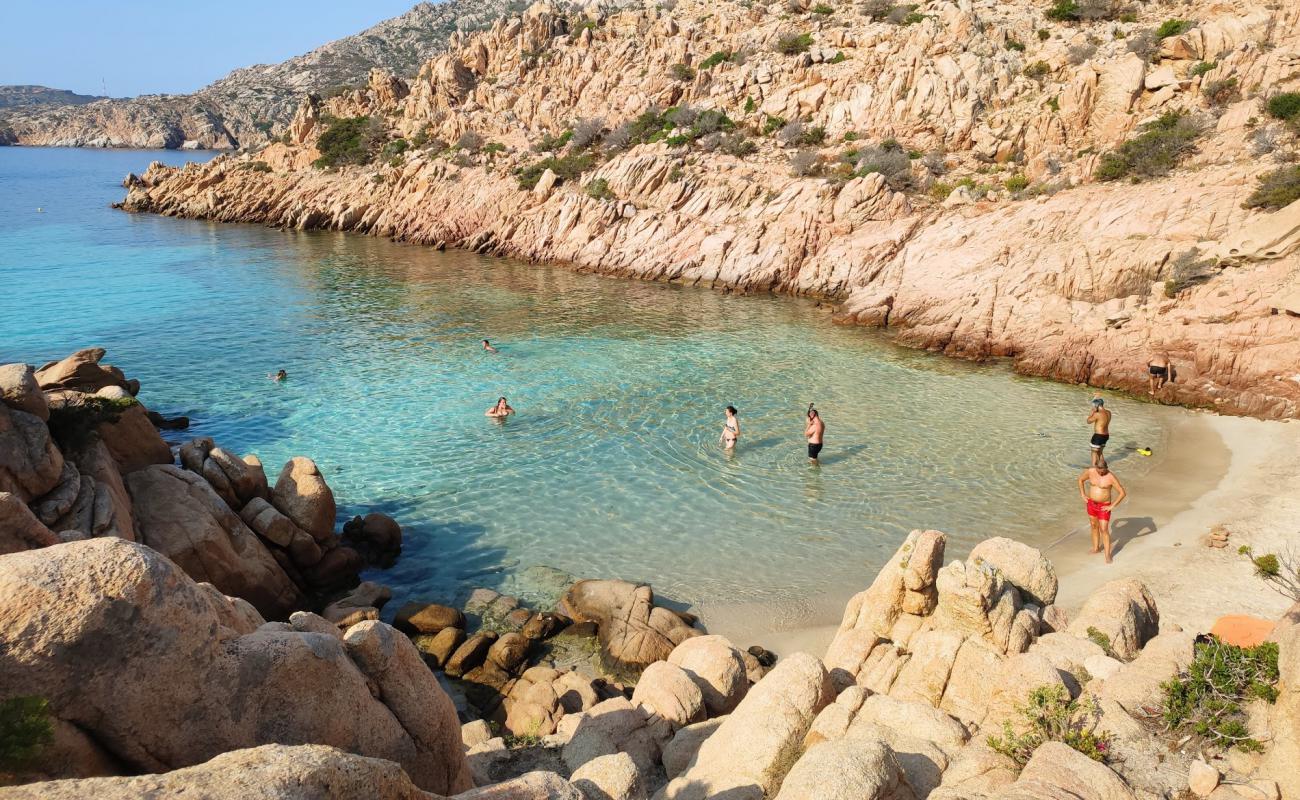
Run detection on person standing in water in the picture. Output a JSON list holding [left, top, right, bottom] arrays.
[[1087, 396, 1111, 467], [1147, 350, 1170, 395], [485, 397, 515, 418], [482, 339, 498, 353], [805, 405, 825, 464], [1078, 460, 1127, 564], [720, 406, 740, 450]]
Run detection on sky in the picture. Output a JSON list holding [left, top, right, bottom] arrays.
[[0, 1, 423, 98]]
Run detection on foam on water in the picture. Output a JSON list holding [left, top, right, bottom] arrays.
[[1, 148, 1173, 623]]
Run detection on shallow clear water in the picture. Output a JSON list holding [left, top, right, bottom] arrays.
[[1, 147, 1172, 623]]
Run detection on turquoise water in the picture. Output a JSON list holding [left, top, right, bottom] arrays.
[[1, 147, 1173, 624]]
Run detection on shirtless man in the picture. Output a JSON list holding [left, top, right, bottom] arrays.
[[482, 340, 498, 353], [805, 406, 825, 464], [1078, 460, 1127, 564], [1147, 351, 1170, 395], [485, 397, 515, 418], [1087, 397, 1111, 467]]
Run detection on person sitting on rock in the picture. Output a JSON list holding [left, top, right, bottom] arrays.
[[486, 397, 514, 418]]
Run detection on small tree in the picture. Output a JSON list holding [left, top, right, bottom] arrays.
[[1238, 545, 1300, 600], [987, 685, 1112, 767]]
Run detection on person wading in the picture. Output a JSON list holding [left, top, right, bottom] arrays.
[[805, 404, 825, 464], [1087, 396, 1111, 467], [720, 406, 740, 451], [1078, 460, 1127, 564]]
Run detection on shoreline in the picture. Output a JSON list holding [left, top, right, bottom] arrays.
[[705, 410, 1300, 656]]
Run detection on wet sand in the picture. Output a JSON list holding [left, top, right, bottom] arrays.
[[699, 410, 1300, 657]]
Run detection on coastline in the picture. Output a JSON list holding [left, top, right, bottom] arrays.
[[707, 410, 1300, 656]]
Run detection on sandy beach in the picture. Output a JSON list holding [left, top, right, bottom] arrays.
[[702, 408, 1300, 656]]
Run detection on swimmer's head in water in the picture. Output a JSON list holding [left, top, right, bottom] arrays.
[[483, 340, 490, 345], [726, 405, 737, 416], [276, 370, 287, 379], [496, 397, 508, 408]]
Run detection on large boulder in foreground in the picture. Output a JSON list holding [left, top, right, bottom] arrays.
[[654, 652, 835, 800], [1067, 578, 1159, 661], [0, 744, 434, 800], [666, 635, 749, 716], [126, 464, 302, 619], [0, 538, 473, 795], [999, 741, 1135, 799], [34, 348, 132, 395], [559, 579, 699, 673], [774, 737, 916, 800]]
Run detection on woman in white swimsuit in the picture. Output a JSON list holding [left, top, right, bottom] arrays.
[[720, 405, 740, 450]]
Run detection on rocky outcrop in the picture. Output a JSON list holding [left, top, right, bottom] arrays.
[[0, 0, 529, 150], [559, 579, 699, 673], [119, 0, 1300, 419], [126, 464, 303, 619], [0, 744, 438, 800], [0, 538, 472, 794]]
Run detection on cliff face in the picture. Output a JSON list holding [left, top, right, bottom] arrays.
[[0, 0, 525, 149], [122, 0, 1300, 418]]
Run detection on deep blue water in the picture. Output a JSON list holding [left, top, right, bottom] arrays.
[[0, 147, 1174, 627]]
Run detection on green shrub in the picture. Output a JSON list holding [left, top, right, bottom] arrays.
[[0, 697, 53, 774], [700, 50, 733, 70], [1237, 545, 1300, 600], [1155, 19, 1194, 39], [901, 10, 925, 24], [1119, 11, 1136, 22], [987, 685, 1113, 767], [1161, 638, 1279, 752], [1047, 96, 1061, 112], [241, 160, 272, 173], [584, 177, 614, 200], [744, 96, 757, 114], [812, 3, 834, 14], [1244, 165, 1300, 211], [843, 131, 859, 142], [1038, 28, 1051, 41], [1086, 626, 1115, 657], [1006, 38, 1026, 52], [516, 153, 595, 189], [312, 116, 384, 169], [670, 62, 697, 82], [718, 133, 757, 157], [47, 396, 139, 451], [1266, 92, 1300, 123], [1004, 174, 1030, 193], [762, 115, 788, 135], [827, 51, 847, 64], [568, 18, 598, 41], [1202, 77, 1239, 106], [1023, 61, 1051, 79], [928, 181, 954, 200], [1045, 1, 1080, 22], [776, 32, 814, 55], [1162, 248, 1217, 297], [1189, 61, 1217, 78], [1095, 111, 1201, 182]]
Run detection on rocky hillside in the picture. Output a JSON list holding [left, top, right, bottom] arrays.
[[0, 86, 105, 110], [121, 0, 1300, 418], [0, 0, 528, 149]]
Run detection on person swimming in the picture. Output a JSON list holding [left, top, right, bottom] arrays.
[[482, 339, 498, 353], [720, 405, 740, 450], [269, 369, 287, 382], [485, 396, 515, 418]]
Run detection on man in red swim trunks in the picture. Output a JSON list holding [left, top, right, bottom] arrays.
[[1078, 460, 1127, 564]]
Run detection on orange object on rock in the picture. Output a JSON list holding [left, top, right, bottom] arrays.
[[1210, 615, 1275, 647]]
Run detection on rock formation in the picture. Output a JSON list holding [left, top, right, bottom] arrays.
[[119, 0, 1300, 418]]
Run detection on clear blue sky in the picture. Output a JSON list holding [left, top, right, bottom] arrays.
[[0, 1, 423, 97]]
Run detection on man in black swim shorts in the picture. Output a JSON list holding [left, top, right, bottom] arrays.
[[1087, 397, 1111, 467], [805, 406, 825, 464], [1147, 350, 1170, 395]]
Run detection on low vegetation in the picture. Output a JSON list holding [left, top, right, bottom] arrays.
[[840, 139, 913, 189], [1265, 92, 1300, 127], [1201, 77, 1239, 107], [312, 115, 386, 169], [1244, 164, 1300, 211], [1155, 19, 1194, 39], [1095, 111, 1201, 182], [0, 696, 53, 777], [669, 63, 696, 82], [987, 685, 1112, 767], [584, 177, 614, 200], [1045, 0, 1124, 23], [1238, 545, 1300, 601], [699, 50, 733, 70], [1160, 637, 1279, 752], [46, 396, 139, 451], [775, 32, 814, 55], [1189, 60, 1217, 78], [515, 153, 595, 190], [1162, 248, 1217, 298], [241, 161, 272, 173]]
